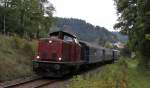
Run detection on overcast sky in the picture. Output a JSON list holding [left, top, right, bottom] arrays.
[[50, 0, 118, 31]]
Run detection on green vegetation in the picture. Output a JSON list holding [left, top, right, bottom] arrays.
[[114, 0, 150, 69], [0, 0, 54, 38], [68, 58, 150, 88], [0, 35, 37, 81], [112, 32, 128, 43], [0, 0, 54, 81]]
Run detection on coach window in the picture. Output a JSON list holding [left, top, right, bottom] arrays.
[[64, 35, 73, 42]]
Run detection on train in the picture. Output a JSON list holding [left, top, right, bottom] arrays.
[[32, 30, 120, 77]]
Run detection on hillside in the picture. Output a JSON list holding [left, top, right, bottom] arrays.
[[53, 17, 118, 44], [112, 32, 128, 43]]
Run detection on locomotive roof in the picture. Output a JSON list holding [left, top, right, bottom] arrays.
[[79, 40, 113, 51], [49, 30, 77, 38]]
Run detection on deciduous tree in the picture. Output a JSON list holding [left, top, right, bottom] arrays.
[[114, 0, 150, 69]]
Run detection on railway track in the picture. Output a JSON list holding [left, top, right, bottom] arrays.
[[1, 76, 59, 88], [33, 80, 58, 88], [6, 79, 57, 88], [0, 63, 108, 88]]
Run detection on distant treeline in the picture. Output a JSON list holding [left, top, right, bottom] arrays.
[[0, 0, 54, 38], [54, 17, 119, 46]]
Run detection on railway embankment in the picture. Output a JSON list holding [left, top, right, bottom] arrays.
[[68, 58, 150, 88], [0, 35, 37, 81]]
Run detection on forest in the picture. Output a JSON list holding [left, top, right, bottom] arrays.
[[0, 0, 54, 38], [54, 17, 119, 44], [0, 0, 124, 46]]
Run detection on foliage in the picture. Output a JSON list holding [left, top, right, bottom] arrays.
[[114, 0, 150, 69], [0, 0, 54, 38], [145, 34, 150, 40], [120, 46, 131, 57], [69, 58, 150, 88], [0, 35, 37, 81], [104, 42, 113, 48], [112, 32, 128, 43]]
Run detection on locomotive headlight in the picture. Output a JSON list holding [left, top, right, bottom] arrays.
[[58, 57, 62, 61], [49, 40, 52, 43], [36, 56, 40, 59]]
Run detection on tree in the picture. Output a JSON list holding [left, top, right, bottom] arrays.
[[0, 0, 54, 38], [114, 0, 150, 69]]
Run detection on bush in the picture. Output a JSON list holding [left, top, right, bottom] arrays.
[[11, 35, 23, 49], [68, 58, 150, 88], [0, 35, 36, 81], [22, 42, 34, 56], [69, 59, 128, 88]]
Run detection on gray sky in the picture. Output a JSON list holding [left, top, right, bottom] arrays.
[[50, 0, 118, 31]]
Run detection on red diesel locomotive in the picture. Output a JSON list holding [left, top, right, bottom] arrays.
[[33, 30, 120, 77]]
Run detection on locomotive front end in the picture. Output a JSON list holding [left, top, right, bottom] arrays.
[[36, 38, 63, 62], [32, 31, 81, 77], [33, 37, 65, 76]]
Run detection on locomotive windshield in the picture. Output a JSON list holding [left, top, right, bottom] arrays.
[[50, 35, 59, 39], [64, 35, 73, 42], [63, 35, 80, 44], [49, 32, 60, 39]]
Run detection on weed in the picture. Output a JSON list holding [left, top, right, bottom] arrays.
[[68, 58, 150, 88], [0, 35, 35, 81]]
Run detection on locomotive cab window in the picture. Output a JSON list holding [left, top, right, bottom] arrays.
[[50, 35, 58, 39], [63, 35, 73, 42], [49, 32, 59, 39]]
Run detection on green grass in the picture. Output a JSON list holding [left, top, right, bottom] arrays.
[[68, 58, 150, 88], [127, 59, 150, 88], [0, 35, 37, 81]]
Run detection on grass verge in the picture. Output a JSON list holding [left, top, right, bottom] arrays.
[[0, 35, 37, 81], [68, 58, 150, 88]]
